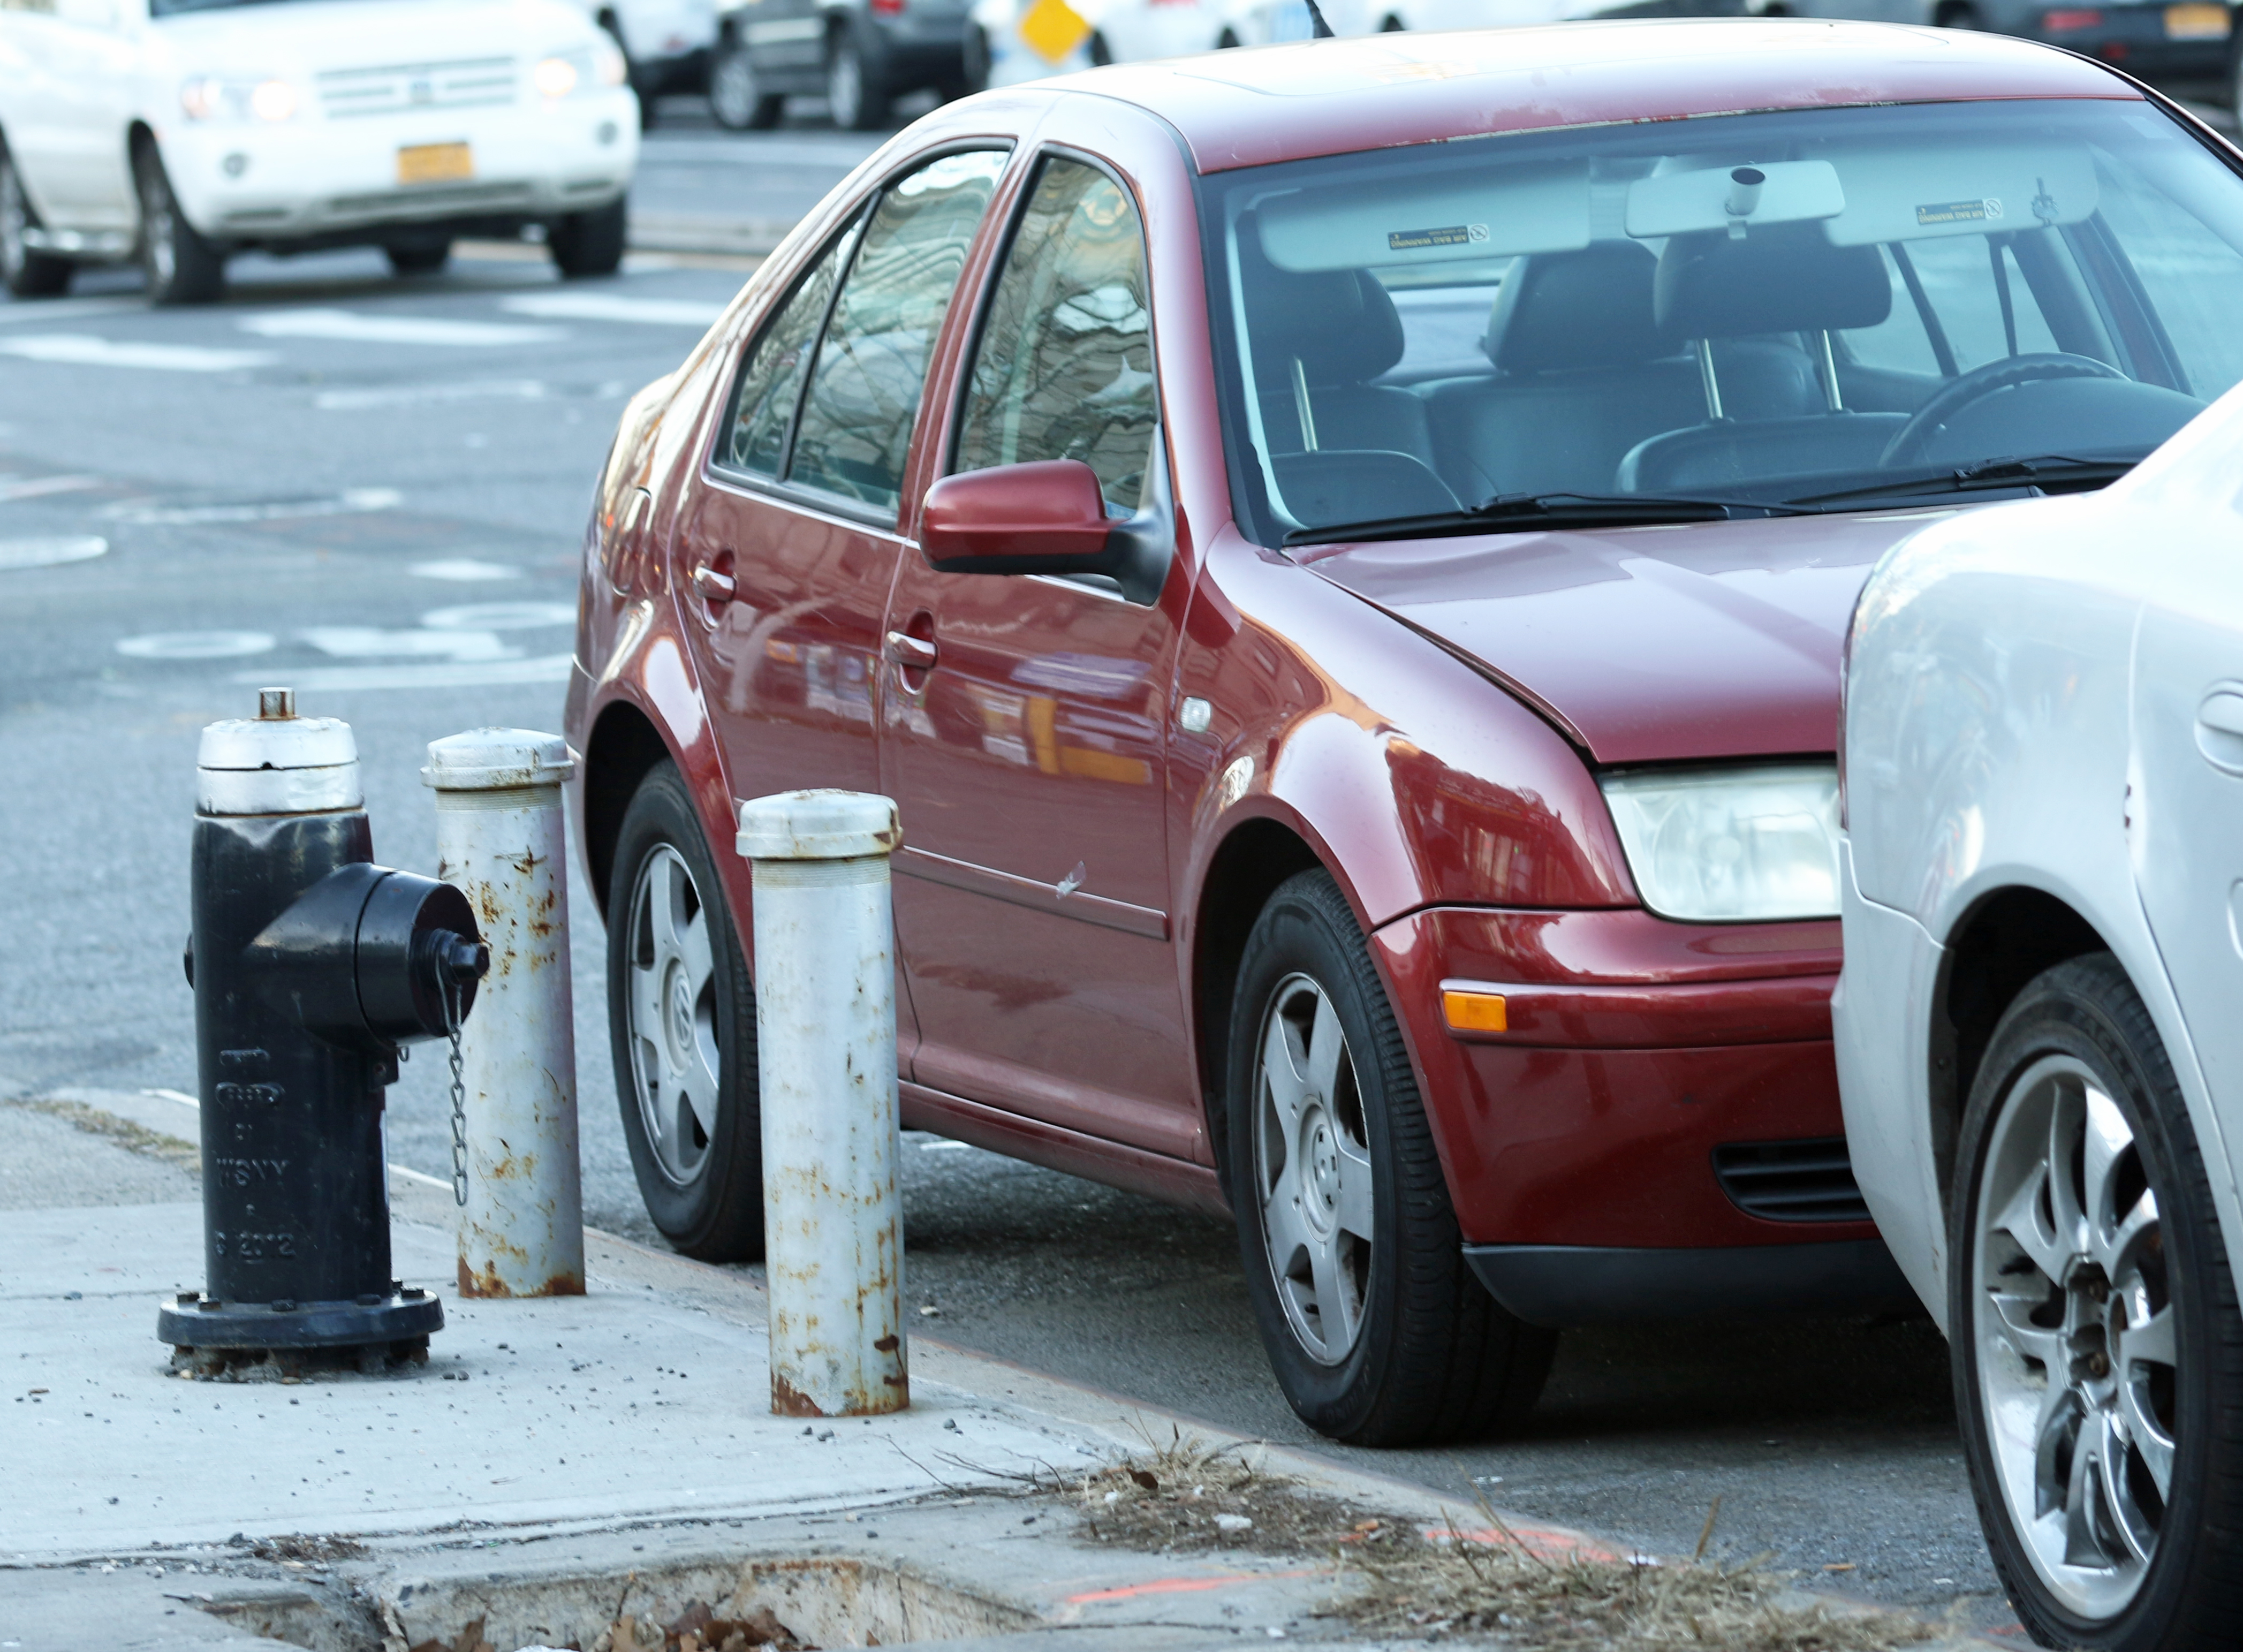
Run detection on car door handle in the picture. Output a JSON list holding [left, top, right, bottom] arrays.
[[2196, 689, 2243, 772], [691, 563, 736, 605], [884, 630, 937, 670]]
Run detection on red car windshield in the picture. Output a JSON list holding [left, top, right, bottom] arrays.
[[1196, 96, 2243, 544]]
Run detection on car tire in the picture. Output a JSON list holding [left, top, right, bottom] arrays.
[[607, 762, 764, 1262], [549, 196, 628, 278], [1951, 952, 2243, 1649], [2226, 17, 2242, 115], [711, 37, 784, 129], [133, 146, 224, 307], [0, 148, 72, 299], [826, 33, 889, 131], [1225, 869, 1556, 1446], [1934, 1, 1984, 24], [384, 239, 452, 276], [960, 24, 992, 92]]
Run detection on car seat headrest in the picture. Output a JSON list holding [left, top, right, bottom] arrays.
[[1483, 242, 1664, 373], [1240, 216, 1407, 387], [1655, 224, 1891, 341]]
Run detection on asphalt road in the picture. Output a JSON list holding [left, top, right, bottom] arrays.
[[3, 118, 2005, 1628]]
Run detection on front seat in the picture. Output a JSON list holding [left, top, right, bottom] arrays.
[[1618, 223, 1906, 494]]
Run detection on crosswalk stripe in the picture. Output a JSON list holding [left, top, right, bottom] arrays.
[[238, 308, 562, 346], [0, 335, 275, 372], [499, 292, 728, 327]]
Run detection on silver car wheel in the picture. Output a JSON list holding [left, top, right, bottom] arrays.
[[1253, 973, 1374, 1365], [624, 844, 722, 1187], [827, 42, 863, 129], [1972, 1052, 2177, 1621], [710, 42, 760, 128], [0, 160, 27, 278]]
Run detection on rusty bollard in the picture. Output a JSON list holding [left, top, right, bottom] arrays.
[[426, 729, 585, 1299], [736, 790, 907, 1416]]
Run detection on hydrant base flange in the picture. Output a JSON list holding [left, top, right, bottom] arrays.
[[156, 1289, 443, 1352]]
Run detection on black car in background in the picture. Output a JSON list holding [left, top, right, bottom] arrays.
[[710, 0, 972, 128]]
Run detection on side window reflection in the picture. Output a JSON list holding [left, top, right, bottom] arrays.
[[954, 157, 1158, 514], [723, 222, 855, 479], [787, 150, 1009, 516]]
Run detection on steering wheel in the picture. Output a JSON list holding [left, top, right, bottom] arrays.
[[1881, 352, 2127, 470]]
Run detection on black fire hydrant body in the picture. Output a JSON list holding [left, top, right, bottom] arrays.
[[159, 689, 488, 1367]]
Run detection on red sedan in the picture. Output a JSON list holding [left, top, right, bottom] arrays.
[[567, 20, 2234, 1443]]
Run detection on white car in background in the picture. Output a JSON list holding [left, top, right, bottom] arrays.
[[0, 0, 640, 306], [1837, 381, 2243, 1648]]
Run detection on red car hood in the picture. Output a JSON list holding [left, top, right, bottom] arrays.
[[1300, 509, 1959, 765]]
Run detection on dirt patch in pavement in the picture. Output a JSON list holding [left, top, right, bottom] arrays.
[[1047, 1428, 1374, 1556], [11, 1096, 200, 1172]]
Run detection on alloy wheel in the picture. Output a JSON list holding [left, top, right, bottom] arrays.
[[1253, 973, 1374, 1364], [1971, 1053, 2177, 1621], [142, 173, 178, 290], [624, 844, 722, 1186], [827, 42, 864, 130], [710, 44, 760, 128]]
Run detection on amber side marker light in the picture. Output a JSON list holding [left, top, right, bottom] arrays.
[[1442, 989, 1508, 1034]]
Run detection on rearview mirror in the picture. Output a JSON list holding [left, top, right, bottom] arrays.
[[921, 458, 1171, 604]]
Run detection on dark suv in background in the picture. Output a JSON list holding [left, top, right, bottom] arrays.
[[711, 0, 972, 128], [1930, 0, 2234, 86]]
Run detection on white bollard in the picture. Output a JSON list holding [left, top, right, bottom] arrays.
[[425, 729, 585, 1299], [735, 789, 907, 1418]]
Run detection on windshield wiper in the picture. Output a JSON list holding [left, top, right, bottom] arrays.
[[1283, 490, 1814, 547], [1790, 454, 2140, 507]]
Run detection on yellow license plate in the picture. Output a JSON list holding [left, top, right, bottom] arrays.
[[397, 142, 473, 185], [2164, 3, 2229, 39]]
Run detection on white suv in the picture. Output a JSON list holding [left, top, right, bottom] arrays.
[[0, 0, 641, 305]]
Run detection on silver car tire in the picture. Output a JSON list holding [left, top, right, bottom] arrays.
[[1952, 952, 2243, 1650]]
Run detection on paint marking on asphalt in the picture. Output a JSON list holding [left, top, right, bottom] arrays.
[[0, 536, 107, 571], [315, 379, 549, 411], [0, 335, 276, 372], [117, 631, 277, 660], [0, 297, 149, 327], [231, 655, 574, 691], [499, 292, 728, 327], [0, 475, 100, 503], [238, 309, 563, 347], [421, 600, 575, 631], [303, 626, 516, 663], [411, 558, 524, 581], [106, 487, 402, 526]]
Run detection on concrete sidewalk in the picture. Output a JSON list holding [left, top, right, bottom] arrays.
[[0, 1090, 1480, 1651], [1, 1088, 1980, 1652]]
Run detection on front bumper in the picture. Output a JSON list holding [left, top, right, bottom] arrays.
[[1465, 1239, 1913, 1328], [160, 92, 639, 244], [1373, 905, 1900, 1316]]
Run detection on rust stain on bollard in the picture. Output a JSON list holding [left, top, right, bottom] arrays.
[[771, 1374, 827, 1418]]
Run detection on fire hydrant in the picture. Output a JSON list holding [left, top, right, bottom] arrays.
[[160, 688, 489, 1372]]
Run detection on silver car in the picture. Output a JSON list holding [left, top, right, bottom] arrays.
[[1837, 380, 2243, 1648]]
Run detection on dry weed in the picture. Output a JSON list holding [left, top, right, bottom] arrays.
[[1329, 1507, 1938, 1650], [1059, 1426, 1371, 1555]]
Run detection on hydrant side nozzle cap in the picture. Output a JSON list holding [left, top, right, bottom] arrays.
[[422, 728, 577, 792], [737, 790, 902, 861]]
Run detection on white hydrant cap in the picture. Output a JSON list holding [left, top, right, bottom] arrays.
[[422, 728, 577, 792], [196, 688, 361, 815], [737, 790, 903, 862]]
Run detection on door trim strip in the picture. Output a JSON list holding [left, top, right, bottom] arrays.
[[895, 845, 1169, 941]]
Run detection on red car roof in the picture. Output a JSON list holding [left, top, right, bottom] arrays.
[[1065, 19, 2142, 174]]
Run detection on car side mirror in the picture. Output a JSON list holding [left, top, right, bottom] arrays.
[[921, 457, 1172, 605]]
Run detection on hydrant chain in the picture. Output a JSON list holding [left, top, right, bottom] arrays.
[[448, 1013, 468, 1208]]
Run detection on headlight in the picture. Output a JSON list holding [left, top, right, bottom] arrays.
[[535, 42, 627, 99], [180, 75, 299, 122], [1600, 762, 1840, 922]]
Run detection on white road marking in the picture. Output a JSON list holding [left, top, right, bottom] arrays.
[[232, 655, 574, 691], [0, 335, 275, 372], [0, 475, 100, 503], [0, 297, 149, 327], [107, 487, 401, 526], [0, 536, 107, 570], [411, 558, 524, 581], [316, 380, 548, 411], [421, 600, 575, 631], [499, 292, 727, 327], [239, 308, 563, 347], [304, 626, 516, 663], [117, 631, 276, 660]]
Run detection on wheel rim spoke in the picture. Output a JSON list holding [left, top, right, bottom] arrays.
[[1333, 1135, 1374, 1242], [1260, 1002, 1310, 1136], [1308, 1229, 1358, 1352], [627, 844, 718, 1187], [1977, 1053, 2166, 1619], [1304, 989, 1346, 1105]]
